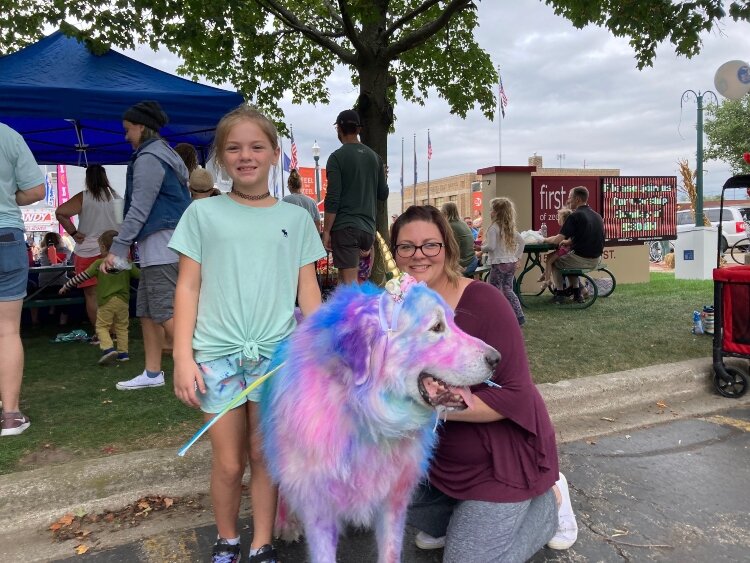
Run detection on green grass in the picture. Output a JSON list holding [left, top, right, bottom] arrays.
[[523, 272, 714, 384], [2, 272, 714, 474], [1, 319, 198, 475]]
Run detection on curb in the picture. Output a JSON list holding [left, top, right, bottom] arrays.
[[1, 358, 748, 537]]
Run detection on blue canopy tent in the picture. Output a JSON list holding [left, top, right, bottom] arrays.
[[0, 30, 244, 165]]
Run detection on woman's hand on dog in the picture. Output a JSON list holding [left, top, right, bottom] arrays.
[[173, 358, 205, 408]]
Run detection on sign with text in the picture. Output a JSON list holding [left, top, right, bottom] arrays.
[[297, 166, 327, 203], [23, 208, 57, 232], [601, 176, 677, 243], [531, 176, 600, 236]]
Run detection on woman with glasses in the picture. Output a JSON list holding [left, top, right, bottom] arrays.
[[392, 205, 577, 562]]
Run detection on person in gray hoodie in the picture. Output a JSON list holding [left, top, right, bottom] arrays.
[[102, 100, 191, 391]]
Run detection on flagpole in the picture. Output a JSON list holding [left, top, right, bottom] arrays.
[[400, 137, 404, 213], [279, 136, 285, 198], [412, 133, 417, 207], [497, 65, 502, 166], [427, 129, 431, 205]]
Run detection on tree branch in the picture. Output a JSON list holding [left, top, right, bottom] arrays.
[[337, 0, 368, 56], [321, 0, 344, 26], [382, 0, 473, 60], [255, 0, 356, 64], [384, 0, 442, 39]]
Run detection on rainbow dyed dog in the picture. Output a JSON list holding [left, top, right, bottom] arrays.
[[260, 274, 500, 563]]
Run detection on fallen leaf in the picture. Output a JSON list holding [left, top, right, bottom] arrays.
[[74, 544, 89, 555], [73, 508, 87, 518], [625, 434, 631, 439], [101, 446, 117, 454], [611, 528, 629, 537], [59, 514, 75, 526], [137, 501, 150, 510], [50, 522, 62, 531], [163, 497, 174, 508], [656, 401, 668, 408], [600, 417, 616, 422], [586, 440, 597, 445]]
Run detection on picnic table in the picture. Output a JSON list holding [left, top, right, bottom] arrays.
[[514, 243, 616, 309], [24, 264, 81, 308]]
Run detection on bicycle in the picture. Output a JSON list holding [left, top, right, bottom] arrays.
[[729, 220, 750, 265], [646, 240, 675, 263]]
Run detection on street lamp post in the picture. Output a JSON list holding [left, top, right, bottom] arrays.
[[681, 89, 718, 227], [312, 140, 321, 203]]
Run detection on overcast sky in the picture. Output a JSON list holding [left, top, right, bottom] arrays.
[[67, 0, 749, 198]]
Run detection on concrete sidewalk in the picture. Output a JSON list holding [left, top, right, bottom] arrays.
[[1, 357, 748, 559]]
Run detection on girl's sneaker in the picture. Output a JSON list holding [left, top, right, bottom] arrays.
[[117, 352, 130, 362], [212, 539, 241, 563], [249, 544, 278, 562]]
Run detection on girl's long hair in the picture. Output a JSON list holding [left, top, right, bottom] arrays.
[[85, 165, 116, 202], [490, 197, 518, 252]]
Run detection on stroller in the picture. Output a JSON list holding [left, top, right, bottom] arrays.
[[711, 174, 750, 398]]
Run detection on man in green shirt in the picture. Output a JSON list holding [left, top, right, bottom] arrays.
[[323, 110, 389, 284]]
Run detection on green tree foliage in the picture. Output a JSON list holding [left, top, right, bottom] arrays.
[[704, 97, 750, 174]]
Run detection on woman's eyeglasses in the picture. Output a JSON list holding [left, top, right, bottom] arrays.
[[394, 242, 445, 258]]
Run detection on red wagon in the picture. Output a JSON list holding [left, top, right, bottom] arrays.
[[711, 175, 750, 398]]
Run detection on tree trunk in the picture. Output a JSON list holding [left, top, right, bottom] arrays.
[[358, 63, 392, 285]]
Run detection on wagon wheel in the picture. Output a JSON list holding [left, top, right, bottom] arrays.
[[713, 367, 749, 398]]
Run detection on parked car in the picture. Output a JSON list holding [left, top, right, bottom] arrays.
[[676, 206, 750, 253]]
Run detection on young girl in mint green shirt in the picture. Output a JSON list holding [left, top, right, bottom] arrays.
[[169, 106, 325, 563]]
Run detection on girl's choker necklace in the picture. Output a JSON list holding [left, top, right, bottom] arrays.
[[231, 189, 270, 201]]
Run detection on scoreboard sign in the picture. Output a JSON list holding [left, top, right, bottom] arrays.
[[601, 176, 677, 244]]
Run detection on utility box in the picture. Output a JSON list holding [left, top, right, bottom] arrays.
[[675, 227, 718, 280]]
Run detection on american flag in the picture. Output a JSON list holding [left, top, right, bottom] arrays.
[[427, 131, 432, 161], [499, 73, 508, 118], [289, 129, 298, 170]]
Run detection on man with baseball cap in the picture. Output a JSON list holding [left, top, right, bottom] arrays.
[[323, 109, 388, 284]]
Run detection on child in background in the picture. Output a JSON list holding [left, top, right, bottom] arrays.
[[539, 207, 573, 289], [59, 230, 139, 364], [482, 197, 526, 326], [170, 105, 325, 563], [357, 247, 373, 283]]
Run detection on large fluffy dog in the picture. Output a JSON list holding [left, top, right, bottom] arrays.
[[260, 279, 499, 563]]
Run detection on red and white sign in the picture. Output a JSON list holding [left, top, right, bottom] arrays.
[[23, 209, 57, 232], [297, 166, 327, 203], [472, 192, 483, 217], [531, 176, 600, 236]]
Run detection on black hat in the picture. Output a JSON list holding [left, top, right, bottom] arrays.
[[334, 109, 361, 127], [122, 100, 169, 131]]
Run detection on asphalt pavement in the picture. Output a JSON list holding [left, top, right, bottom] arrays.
[[1, 357, 749, 562]]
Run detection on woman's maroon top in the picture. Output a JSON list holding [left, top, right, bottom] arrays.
[[429, 281, 559, 503]]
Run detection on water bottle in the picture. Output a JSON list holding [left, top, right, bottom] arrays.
[[108, 256, 132, 273], [692, 310, 704, 335], [701, 305, 715, 335], [540, 223, 548, 238]]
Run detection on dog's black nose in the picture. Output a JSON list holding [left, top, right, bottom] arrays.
[[485, 349, 500, 371]]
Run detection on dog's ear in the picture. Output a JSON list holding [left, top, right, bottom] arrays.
[[334, 319, 380, 386]]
